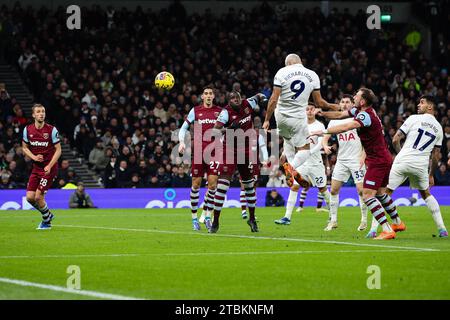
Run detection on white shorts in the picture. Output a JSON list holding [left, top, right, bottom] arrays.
[[388, 162, 429, 191], [275, 110, 309, 149], [298, 163, 327, 188], [332, 160, 366, 184]]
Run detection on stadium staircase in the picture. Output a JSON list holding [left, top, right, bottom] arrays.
[[0, 64, 102, 188]]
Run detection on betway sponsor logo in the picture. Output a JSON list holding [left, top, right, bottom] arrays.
[[239, 115, 251, 124], [197, 118, 217, 125], [30, 141, 49, 147]]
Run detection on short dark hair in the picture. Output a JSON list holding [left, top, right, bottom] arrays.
[[341, 94, 354, 103], [202, 85, 214, 93], [419, 95, 436, 109], [359, 88, 377, 106]]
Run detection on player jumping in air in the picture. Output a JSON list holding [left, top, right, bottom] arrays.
[[262, 53, 338, 187], [274, 103, 331, 225], [370, 95, 447, 238], [322, 94, 369, 231], [178, 86, 222, 232], [311, 88, 404, 240], [22, 104, 62, 229], [210, 91, 267, 233]]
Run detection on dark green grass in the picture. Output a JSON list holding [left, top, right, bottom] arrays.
[[0, 206, 449, 300]]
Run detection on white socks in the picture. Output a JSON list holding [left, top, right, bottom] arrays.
[[359, 195, 368, 223], [285, 190, 298, 220], [330, 194, 339, 223], [425, 195, 446, 230]]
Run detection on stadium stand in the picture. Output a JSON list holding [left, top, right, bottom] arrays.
[[0, 1, 449, 189]]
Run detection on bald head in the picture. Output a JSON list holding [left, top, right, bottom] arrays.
[[285, 53, 302, 66]]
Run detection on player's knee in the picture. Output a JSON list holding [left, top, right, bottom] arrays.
[[191, 180, 201, 189], [419, 189, 430, 199], [291, 184, 300, 192], [330, 187, 339, 195], [208, 182, 217, 190], [26, 196, 36, 205]]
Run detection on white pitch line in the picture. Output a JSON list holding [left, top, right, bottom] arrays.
[[57, 224, 440, 252], [0, 277, 144, 300], [0, 249, 420, 260]]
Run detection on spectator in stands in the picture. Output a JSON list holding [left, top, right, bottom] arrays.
[[265, 189, 285, 207], [171, 166, 191, 187], [116, 160, 132, 188], [267, 169, 288, 187], [0, 172, 15, 189], [89, 139, 108, 172], [435, 164, 450, 186], [69, 182, 96, 208], [104, 154, 118, 188], [130, 173, 145, 188]]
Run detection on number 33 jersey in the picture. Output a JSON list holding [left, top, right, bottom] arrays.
[[273, 63, 321, 119], [395, 113, 443, 165]]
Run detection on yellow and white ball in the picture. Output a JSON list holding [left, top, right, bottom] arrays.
[[155, 71, 175, 90]]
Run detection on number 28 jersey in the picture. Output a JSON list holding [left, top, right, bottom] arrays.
[[395, 113, 443, 165], [273, 63, 320, 119]]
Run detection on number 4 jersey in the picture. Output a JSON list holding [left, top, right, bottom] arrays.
[[395, 113, 443, 165]]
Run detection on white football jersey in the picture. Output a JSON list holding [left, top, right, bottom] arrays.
[[273, 64, 320, 119], [395, 113, 443, 164], [328, 118, 363, 162], [304, 120, 326, 166]]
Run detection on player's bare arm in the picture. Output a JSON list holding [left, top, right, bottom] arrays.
[[311, 91, 339, 111], [319, 110, 351, 120], [429, 147, 440, 187], [263, 86, 281, 131], [360, 148, 366, 169], [309, 120, 361, 138], [44, 142, 61, 175], [392, 130, 406, 154], [22, 140, 43, 162], [321, 133, 333, 155]]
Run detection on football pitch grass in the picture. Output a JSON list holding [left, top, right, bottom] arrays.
[[0, 207, 449, 300]]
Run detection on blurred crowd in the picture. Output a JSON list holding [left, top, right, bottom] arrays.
[[0, 1, 449, 189]]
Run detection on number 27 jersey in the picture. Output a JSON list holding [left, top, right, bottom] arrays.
[[395, 113, 443, 165]]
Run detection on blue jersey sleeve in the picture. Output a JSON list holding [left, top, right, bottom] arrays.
[[52, 127, 60, 144], [355, 111, 372, 127], [217, 109, 229, 125], [348, 107, 358, 117], [186, 108, 195, 124], [22, 126, 29, 143], [247, 97, 258, 110]]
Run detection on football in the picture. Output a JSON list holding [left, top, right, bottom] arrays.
[[155, 71, 175, 90]]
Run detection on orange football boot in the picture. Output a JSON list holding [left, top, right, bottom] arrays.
[[282, 163, 310, 188], [392, 221, 406, 232], [374, 230, 396, 240]]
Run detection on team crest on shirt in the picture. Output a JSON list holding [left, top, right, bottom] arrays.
[[30, 134, 33, 137], [244, 108, 249, 114], [214, 112, 219, 117], [193, 169, 198, 174], [43, 133, 49, 139], [199, 113, 203, 116], [232, 116, 237, 120]]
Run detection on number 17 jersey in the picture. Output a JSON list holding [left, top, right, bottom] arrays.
[[395, 113, 443, 165]]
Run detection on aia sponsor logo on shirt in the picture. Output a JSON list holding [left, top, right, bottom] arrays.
[[338, 132, 356, 141]]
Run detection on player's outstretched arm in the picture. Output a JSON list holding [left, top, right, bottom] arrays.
[[392, 130, 406, 154], [309, 120, 361, 138], [319, 110, 351, 120], [178, 121, 190, 154], [263, 87, 281, 131], [321, 134, 333, 155], [311, 91, 339, 111]]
